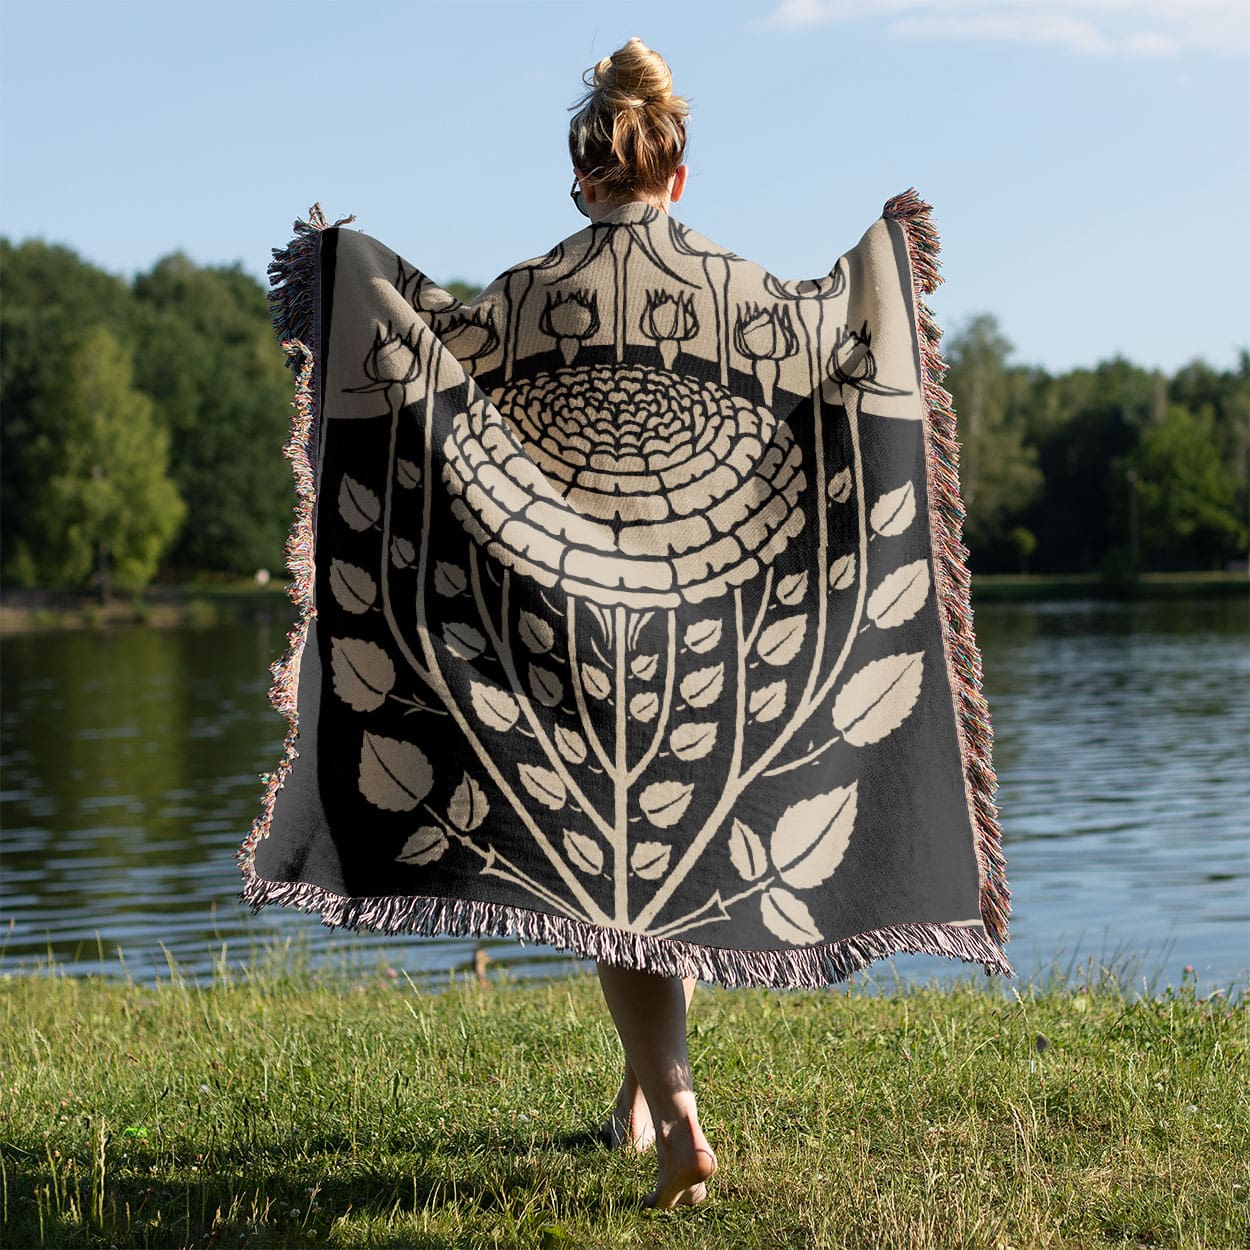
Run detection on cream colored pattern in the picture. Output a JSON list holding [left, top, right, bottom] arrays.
[[441, 364, 807, 609]]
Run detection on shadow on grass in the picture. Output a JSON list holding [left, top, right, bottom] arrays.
[[8, 1126, 645, 1250]]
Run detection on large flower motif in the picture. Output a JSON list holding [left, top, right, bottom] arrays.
[[441, 365, 806, 609]]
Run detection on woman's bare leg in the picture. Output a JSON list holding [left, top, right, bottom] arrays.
[[602, 976, 696, 1151], [595, 963, 717, 1208]]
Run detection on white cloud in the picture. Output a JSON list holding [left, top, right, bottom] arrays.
[[764, 0, 1250, 57]]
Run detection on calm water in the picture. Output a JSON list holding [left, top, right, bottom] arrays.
[[2, 597, 1247, 993]]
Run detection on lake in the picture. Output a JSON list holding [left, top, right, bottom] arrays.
[[2, 595, 1246, 995]]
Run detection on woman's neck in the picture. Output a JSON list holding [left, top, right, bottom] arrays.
[[586, 192, 669, 223]]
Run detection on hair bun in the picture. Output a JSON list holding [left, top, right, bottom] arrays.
[[569, 38, 689, 197], [595, 36, 673, 110]]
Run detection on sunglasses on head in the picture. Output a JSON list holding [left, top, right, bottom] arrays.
[[570, 177, 589, 218]]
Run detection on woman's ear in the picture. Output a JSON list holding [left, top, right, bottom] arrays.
[[669, 164, 688, 203]]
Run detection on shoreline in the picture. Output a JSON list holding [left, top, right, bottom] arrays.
[[1, 570, 1244, 635]]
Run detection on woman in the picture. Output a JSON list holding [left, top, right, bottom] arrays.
[[241, 35, 1010, 1216], [566, 38, 718, 1210]]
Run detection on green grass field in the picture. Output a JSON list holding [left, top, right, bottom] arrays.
[[2, 948, 1246, 1249]]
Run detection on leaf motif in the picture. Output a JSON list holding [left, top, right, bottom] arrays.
[[563, 829, 604, 875], [775, 571, 808, 606], [831, 652, 924, 747], [444, 621, 486, 661], [330, 637, 395, 712], [329, 560, 376, 615], [669, 721, 718, 761], [554, 724, 587, 764], [359, 732, 434, 811], [680, 663, 724, 708], [528, 664, 563, 708], [586, 602, 613, 644], [390, 536, 416, 569], [748, 680, 786, 723], [827, 467, 852, 504], [770, 783, 858, 889], [581, 663, 611, 700], [760, 888, 823, 944], [338, 475, 381, 532], [728, 818, 767, 881], [867, 559, 931, 630], [631, 841, 671, 881], [870, 481, 917, 537], [469, 680, 520, 731], [630, 652, 658, 681], [829, 553, 856, 591], [683, 618, 722, 654], [434, 562, 467, 596], [626, 610, 653, 650], [639, 779, 694, 829], [519, 611, 554, 654], [396, 826, 446, 866], [756, 615, 807, 667], [518, 763, 567, 810], [448, 773, 488, 832], [630, 691, 659, 722], [396, 459, 421, 489]]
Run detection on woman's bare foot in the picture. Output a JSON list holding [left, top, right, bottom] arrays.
[[600, 1068, 656, 1150], [601, 1108, 656, 1151], [644, 1113, 718, 1210]]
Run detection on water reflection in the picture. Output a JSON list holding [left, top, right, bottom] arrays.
[[2, 596, 1246, 993]]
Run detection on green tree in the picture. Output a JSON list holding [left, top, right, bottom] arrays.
[[1131, 404, 1246, 569], [27, 327, 185, 596], [1021, 357, 1160, 573], [1169, 353, 1250, 540], [943, 315, 1043, 563], [445, 279, 483, 303], [1, 239, 140, 581], [131, 255, 294, 574], [1007, 526, 1037, 574]]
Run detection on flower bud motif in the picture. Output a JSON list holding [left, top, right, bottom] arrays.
[[829, 321, 876, 386], [733, 303, 799, 363], [640, 290, 699, 369], [348, 323, 423, 393], [733, 303, 799, 409], [437, 307, 499, 366], [540, 290, 601, 365], [827, 321, 910, 397]]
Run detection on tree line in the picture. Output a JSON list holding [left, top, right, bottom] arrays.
[[1, 238, 1245, 595]]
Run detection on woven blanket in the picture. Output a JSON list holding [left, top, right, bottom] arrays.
[[236, 191, 1011, 987]]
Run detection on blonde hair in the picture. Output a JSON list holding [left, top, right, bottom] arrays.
[[568, 37, 688, 198]]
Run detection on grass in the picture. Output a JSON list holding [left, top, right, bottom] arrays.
[[1, 947, 1246, 1250]]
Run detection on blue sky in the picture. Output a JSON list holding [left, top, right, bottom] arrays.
[[2, 0, 1247, 374]]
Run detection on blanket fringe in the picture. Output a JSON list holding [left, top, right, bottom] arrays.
[[236, 205, 347, 888], [883, 188, 1011, 949], [239, 870, 1013, 989], [266, 203, 355, 367]]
